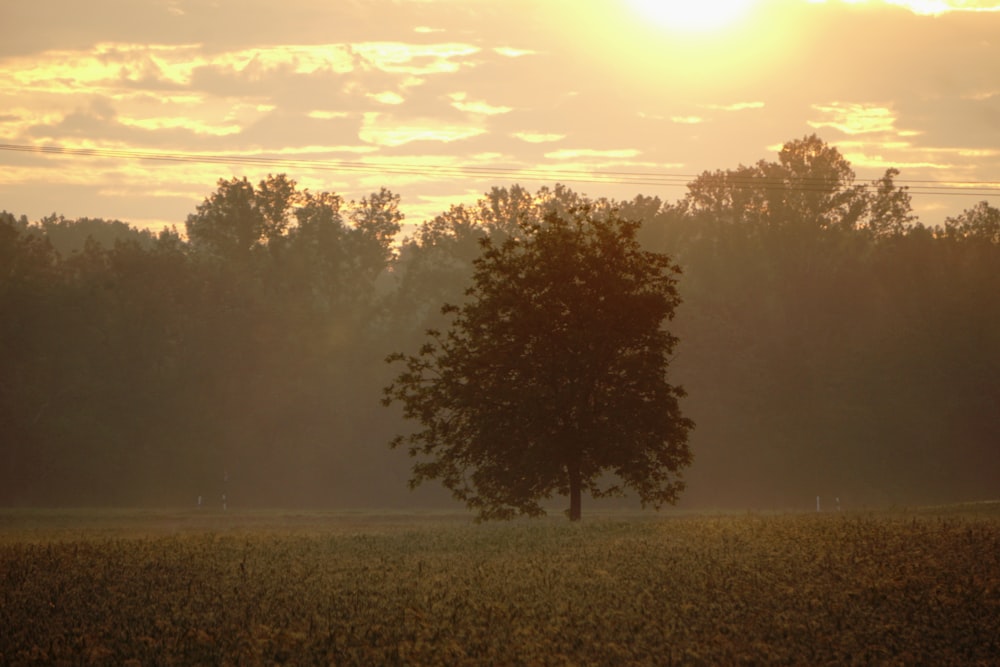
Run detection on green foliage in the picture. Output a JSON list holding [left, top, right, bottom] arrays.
[[1, 509, 999, 664], [384, 195, 693, 521]]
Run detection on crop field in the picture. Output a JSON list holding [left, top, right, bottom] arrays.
[[2, 506, 999, 665]]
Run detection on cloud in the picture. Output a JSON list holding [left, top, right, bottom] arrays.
[[810, 0, 1000, 14], [369, 91, 406, 105], [1, 40, 480, 102], [241, 144, 378, 156], [307, 111, 350, 120], [350, 42, 481, 76], [117, 116, 242, 136], [513, 132, 566, 143], [448, 93, 512, 115], [544, 148, 641, 160], [359, 112, 486, 147], [885, 0, 1000, 14], [2, 0, 999, 230], [210, 45, 356, 77], [704, 102, 765, 111], [808, 102, 900, 135], [494, 47, 536, 57]]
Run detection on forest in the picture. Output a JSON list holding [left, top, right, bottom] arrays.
[[2, 135, 998, 511]]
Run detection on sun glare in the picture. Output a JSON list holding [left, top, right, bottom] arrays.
[[627, 0, 757, 32]]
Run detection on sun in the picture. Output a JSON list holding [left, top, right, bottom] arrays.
[[626, 0, 757, 32]]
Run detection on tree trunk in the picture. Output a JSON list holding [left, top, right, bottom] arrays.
[[568, 461, 582, 522]]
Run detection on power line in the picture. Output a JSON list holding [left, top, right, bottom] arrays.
[[2, 143, 999, 198]]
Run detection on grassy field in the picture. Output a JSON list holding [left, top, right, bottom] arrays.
[[2, 506, 999, 665]]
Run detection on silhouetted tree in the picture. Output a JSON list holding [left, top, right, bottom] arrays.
[[383, 196, 693, 521], [683, 134, 915, 238], [346, 187, 404, 278], [34, 215, 156, 256], [185, 174, 296, 263], [684, 135, 864, 231], [945, 201, 1000, 244], [863, 167, 916, 239]]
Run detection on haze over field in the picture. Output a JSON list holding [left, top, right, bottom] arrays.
[[2, 0, 1000, 231]]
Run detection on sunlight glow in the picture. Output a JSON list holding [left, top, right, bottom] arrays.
[[807, 0, 1000, 14], [627, 0, 757, 31]]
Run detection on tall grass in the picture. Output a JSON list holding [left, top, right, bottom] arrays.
[[2, 509, 998, 664]]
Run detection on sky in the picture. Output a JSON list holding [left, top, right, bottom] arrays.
[[2, 0, 999, 234]]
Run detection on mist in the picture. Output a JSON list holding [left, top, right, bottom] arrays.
[[2, 143, 998, 514]]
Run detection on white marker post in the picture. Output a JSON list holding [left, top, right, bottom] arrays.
[[816, 496, 821, 512]]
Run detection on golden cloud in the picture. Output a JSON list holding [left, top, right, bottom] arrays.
[[351, 42, 480, 75], [369, 91, 406, 105], [834, 139, 998, 171], [211, 45, 355, 76], [544, 148, 641, 159], [2, 43, 204, 92], [705, 101, 765, 111], [494, 47, 536, 57], [117, 116, 242, 136], [307, 111, 350, 120], [0, 40, 477, 98], [449, 93, 512, 115], [808, 102, 898, 135], [809, 0, 1000, 14], [513, 132, 566, 143], [359, 112, 486, 146], [886, 0, 1000, 14]]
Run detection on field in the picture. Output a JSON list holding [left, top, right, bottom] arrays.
[[2, 506, 999, 665]]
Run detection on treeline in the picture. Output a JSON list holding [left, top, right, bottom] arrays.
[[2, 135, 998, 509]]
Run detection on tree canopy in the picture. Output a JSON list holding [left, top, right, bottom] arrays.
[[1, 135, 998, 511], [382, 198, 693, 521]]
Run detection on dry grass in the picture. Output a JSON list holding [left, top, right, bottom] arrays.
[[2, 506, 999, 665]]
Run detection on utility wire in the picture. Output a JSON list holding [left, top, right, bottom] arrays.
[[3, 143, 999, 198]]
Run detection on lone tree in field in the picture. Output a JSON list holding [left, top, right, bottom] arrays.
[[382, 197, 693, 521]]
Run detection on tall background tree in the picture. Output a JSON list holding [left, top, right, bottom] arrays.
[[1, 136, 998, 510], [639, 136, 999, 507], [383, 196, 692, 521]]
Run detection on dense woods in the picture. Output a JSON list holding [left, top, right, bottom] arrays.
[[2, 136, 998, 510]]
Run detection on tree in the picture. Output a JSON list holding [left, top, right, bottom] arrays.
[[346, 187, 404, 278], [382, 196, 693, 521], [34, 214, 156, 256], [863, 167, 916, 239], [185, 174, 296, 263], [944, 200, 1000, 244], [684, 135, 869, 232]]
